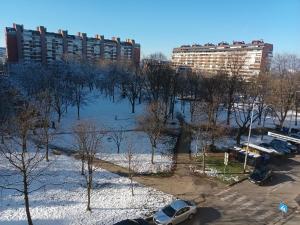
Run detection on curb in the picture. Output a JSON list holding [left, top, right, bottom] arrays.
[[227, 176, 249, 187]]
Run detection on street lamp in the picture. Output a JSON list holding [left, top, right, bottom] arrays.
[[243, 98, 256, 173]]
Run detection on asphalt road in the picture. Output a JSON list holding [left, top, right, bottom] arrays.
[[150, 155, 300, 225]]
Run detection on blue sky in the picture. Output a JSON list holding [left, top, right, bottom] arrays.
[[1, 0, 299, 58]]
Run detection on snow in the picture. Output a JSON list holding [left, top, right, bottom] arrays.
[[100, 133, 175, 174], [58, 92, 144, 131], [51, 130, 176, 174], [0, 154, 173, 225], [49, 92, 180, 174]]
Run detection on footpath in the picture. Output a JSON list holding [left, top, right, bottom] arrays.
[[50, 122, 221, 205]]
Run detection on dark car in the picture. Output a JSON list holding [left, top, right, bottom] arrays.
[[249, 166, 272, 185], [269, 139, 291, 155], [272, 139, 298, 154], [289, 134, 300, 153], [259, 143, 284, 156], [114, 218, 149, 225]]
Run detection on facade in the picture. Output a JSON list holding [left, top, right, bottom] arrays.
[[0, 47, 6, 75], [172, 40, 273, 77], [5, 24, 140, 66], [0, 47, 6, 63]]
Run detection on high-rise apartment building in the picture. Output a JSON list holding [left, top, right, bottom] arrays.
[[172, 40, 273, 77], [0, 47, 6, 75], [5, 24, 140, 66], [0, 47, 6, 63]]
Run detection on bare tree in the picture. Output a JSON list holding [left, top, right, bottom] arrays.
[[126, 142, 135, 196], [0, 79, 18, 144], [0, 105, 47, 225], [101, 61, 121, 102], [267, 54, 299, 128], [67, 60, 93, 120], [193, 124, 211, 174], [110, 127, 125, 154], [234, 83, 259, 145], [197, 74, 226, 145], [121, 64, 141, 113], [34, 90, 54, 162], [222, 52, 246, 125], [73, 120, 102, 211], [49, 61, 71, 123], [255, 74, 271, 126], [139, 101, 165, 164]]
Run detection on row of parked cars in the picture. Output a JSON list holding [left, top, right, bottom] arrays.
[[259, 139, 299, 155], [114, 199, 197, 225], [248, 130, 300, 185]]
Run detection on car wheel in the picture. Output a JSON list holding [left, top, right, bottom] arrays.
[[188, 213, 195, 220], [167, 223, 173, 225]]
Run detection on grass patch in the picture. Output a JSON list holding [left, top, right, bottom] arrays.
[[195, 154, 247, 184]]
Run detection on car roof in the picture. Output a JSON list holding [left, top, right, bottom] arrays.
[[170, 199, 189, 210]]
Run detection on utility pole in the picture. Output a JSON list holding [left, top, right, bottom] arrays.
[[244, 99, 255, 173], [295, 91, 300, 126]]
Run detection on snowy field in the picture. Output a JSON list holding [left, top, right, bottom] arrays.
[[51, 130, 176, 174], [49, 92, 184, 174], [57, 92, 145, 131], [0, 154, 173, 225]]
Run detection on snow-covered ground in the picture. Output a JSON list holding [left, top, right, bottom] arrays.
[[49, 92, 182, 174], [52, 131, 176, 174], [0, 154, 173, 225], [57, 92, 144, 131], [100, 133, 175, 174]]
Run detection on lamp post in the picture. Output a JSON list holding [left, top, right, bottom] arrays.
[[243, 98, 255, 173]]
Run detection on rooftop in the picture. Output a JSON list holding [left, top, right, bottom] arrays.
[[173, 40, 272, 53]]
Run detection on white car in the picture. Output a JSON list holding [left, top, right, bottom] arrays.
[[153, 199, 197, 225]]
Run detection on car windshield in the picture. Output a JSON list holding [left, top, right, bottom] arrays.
[[162, 205, 176, 217]]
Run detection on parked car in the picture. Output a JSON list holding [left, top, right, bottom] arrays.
[[249, 166, 272, 185], [290, 133, 300, 139], [272, 139, 298, 153], [259, 143, 284, 156], [114, 218, 149, 225], [269, 139, 291, 155], [289, 134, 300, 153], [153, 199, 197, 225], [286, 142, 298, 153]]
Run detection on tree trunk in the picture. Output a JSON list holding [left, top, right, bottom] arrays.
[[46, 136, 49, 162], [22, 135, 27, 152], [261, 113, 267, 140], [279, 119, 285, 129], [295, 106, 298, 126], [129, 159, 134, 196], [130, 175, 134, 196], [23, 173, 33, 225], [236, 129, 242, 145], [77, 104, 80, 120], [151, 145, 155, 164], [202, 147, 206, 174], [226, 104, 231, 125], [87, 175, 92, 211], [117, 145, 120, 154], [131, 99, 135, 114], [81, 157, 85, 175], [58, 110, 61, 123]]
